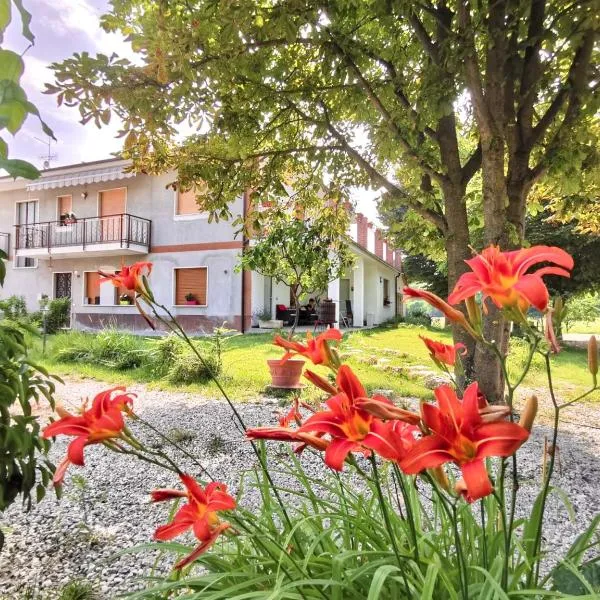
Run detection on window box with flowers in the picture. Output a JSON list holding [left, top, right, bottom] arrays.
[[185, 293, 199, 306]]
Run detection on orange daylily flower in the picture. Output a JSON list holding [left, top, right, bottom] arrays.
[[420, 335, 466, 367], [99, 261, 153, 297], [152, 474, 236, 569], [297, 365, 392, 470], [399, 383, 529, 502], [448, 245, 573, 313], [43, 387, 135, 485], [274, 328, 342, 367]]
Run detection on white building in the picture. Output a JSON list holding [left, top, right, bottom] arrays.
[[0, 158, 402, 333]]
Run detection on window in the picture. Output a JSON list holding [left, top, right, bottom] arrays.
[[84, 270, 134, 305], [383, 278, 391, 306], [175, 189, 202, 216], [58, 195, 73, 224], [84, 272, 101, 305], [15, 199, 38, 268], [174, 267, 207, 306]]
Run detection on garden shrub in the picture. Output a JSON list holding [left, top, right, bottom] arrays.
[[0, 294, 27, 322], [0, 265, 57, 545], [147, 333, 186, 376], [405, 303, 432, 327], [166, 345, 220, 384], [30, 297, 72, 334]]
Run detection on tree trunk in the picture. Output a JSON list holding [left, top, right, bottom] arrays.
[[475, 135, 510, 403], [443, 184, 476, 381]]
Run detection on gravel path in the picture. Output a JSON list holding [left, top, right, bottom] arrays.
[[1, 377, 599, 598]]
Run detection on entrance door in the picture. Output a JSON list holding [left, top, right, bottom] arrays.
[[99, 188, 126, 241], [54, 272, 72, 328]]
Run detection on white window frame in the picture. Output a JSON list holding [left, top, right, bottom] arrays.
[[14, 198, 39, 270], [172, 189, 209, 221], [172, 265, 209, 307]]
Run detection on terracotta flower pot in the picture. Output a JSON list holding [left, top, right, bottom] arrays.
[[185, 300, 199, 305], [267, 359, 304, 388]]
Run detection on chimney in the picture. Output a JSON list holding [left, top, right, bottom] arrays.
[[375, 229, 384, 259], [356, 212, 368, 248]]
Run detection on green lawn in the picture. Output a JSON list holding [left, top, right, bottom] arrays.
[[35, 324, 598, 404], [566, 318, 600, 334]]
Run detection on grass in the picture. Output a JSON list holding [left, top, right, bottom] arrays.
[[566, 317, 600, 334], [33, 323, 598, 404]]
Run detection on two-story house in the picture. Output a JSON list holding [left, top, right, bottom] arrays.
[[0, 158, 403, 333]]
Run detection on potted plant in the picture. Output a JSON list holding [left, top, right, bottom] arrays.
[[119, 294, 132, 306], [185, 293, 199, 305], [239, 201, 352, 387], [62, 212, 77, 225]]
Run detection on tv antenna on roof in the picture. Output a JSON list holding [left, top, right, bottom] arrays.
[[34, 136, 57, 169]]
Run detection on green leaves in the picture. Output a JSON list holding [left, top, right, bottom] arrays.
[[0, 1, 52, 179]]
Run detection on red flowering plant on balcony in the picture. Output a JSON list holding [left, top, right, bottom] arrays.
[[37, 247, 599, 595]]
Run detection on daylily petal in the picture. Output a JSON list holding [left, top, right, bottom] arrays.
[[400, 435, 453, 474], [173, 523, 230, 570], [460, 459, 493, 502], [324, 438, 360, 471], [336, 365, 367, 401], [474, 422, 529, 458], [513, 274, 549, 312], [67, 436, 88, 466], [151, 489, 187, 502]]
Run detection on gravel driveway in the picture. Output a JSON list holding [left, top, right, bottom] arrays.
[[1, 377, 599, 598]]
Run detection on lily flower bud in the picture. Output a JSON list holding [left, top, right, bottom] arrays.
[[588, 336, 598, 381], [429, 465, 450, 492], [465, 296, 482, 332], [519, 395, 538, 432]]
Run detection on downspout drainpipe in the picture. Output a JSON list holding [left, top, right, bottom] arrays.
[[394, 273, 401, 319], [240, 190, 249, 334]]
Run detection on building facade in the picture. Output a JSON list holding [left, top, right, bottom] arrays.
[[0, 159, 402, 333]]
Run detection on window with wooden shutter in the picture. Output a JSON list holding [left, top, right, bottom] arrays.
[[176, 189, 201, 215], [383, 278, 390, 305], [58, 195, 72, 221], [175, 267, 208, 305], [85, 272, 101, 304]]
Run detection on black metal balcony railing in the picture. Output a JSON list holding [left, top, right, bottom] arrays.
[[0, 232, 9, 256], [14, 214, 151, 252]]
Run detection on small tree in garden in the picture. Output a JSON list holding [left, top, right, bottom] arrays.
[[40, 247, 600, 597], [240, 203, 353, 335]]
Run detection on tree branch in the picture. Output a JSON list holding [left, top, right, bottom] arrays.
[[529, 27, 597, 176], [326, 37, 447, 186]]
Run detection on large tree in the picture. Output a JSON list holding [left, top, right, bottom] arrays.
[[47, 0, 598, 400]]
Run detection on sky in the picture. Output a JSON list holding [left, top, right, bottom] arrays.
[[4, 0, 381, 222]]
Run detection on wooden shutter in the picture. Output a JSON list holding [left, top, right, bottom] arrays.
[[100, 188, 126, 216], [85, 272, 101, 303], [176, 189, 200, 215], [175, 267, 207, 305], [58, 195, 72, 216]]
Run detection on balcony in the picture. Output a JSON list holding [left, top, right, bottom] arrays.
[[14, 214, 151, 259], [0, 232, 9, 256]]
